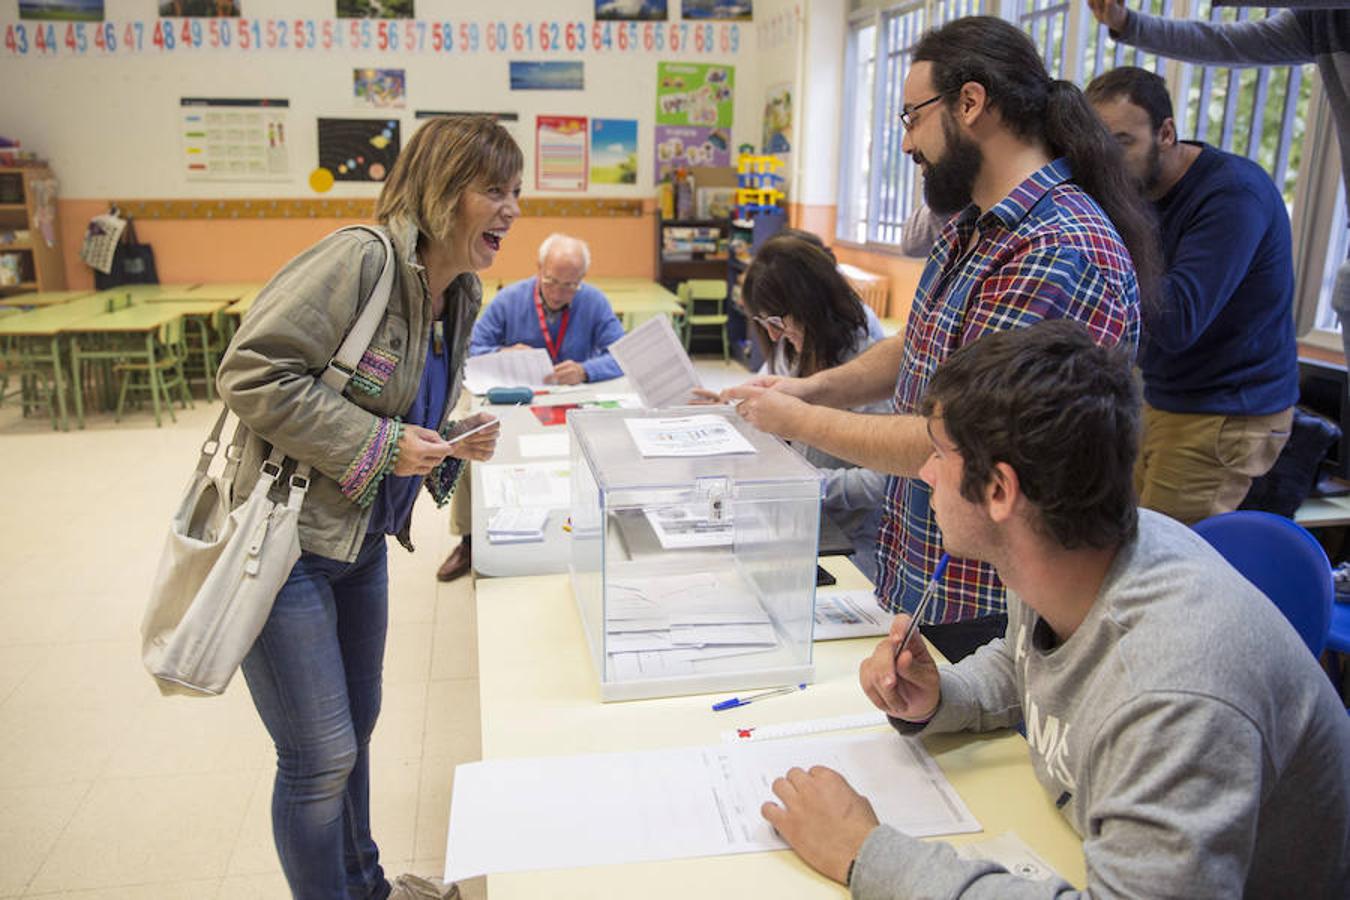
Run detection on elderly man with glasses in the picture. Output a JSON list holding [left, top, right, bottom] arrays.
[[439, 233, 626, 582], [468, 232, 625, 385]]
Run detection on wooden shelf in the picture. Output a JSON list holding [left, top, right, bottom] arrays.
[[0, 281, 38, 292], [0, 168, 64, 292]]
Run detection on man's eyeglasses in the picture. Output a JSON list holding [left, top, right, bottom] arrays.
[[541, 276, 583, 293], [753, 314, 787, 336], [899, 94, 944, 130]]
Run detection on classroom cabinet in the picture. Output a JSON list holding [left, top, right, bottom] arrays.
[[0, 167, 66, 295]]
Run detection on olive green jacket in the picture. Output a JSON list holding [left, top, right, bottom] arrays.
[[216, 218, 480, 562]]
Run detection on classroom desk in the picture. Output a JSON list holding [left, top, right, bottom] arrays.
[[67, 300, 228, 427], [469, 556, 1087, 897], [1295, 491, 1350, 529], [469, 382, 624, 577], [184, 282, 263, 301], [115, 283, 200, 301], [0, 289, 94, 309], [0, 299, 110, 429]]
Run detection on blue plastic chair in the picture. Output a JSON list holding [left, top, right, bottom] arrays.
[[1193, 510, 1333, 657]]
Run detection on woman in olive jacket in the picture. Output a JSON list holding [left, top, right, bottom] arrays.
[[217, 116, 521, 900]]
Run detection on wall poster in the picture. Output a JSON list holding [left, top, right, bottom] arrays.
[[536, 115, 588, 192], [180, 97, 289, 182]]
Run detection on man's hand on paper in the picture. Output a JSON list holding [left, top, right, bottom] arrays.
[[501, 343, 535, 352], [445, 412, 502, 462], [761, 765, 879, 885], [860, 614, 941, 723], [724, 383, 809, 440], [394, 425, 458, 476], [1086, 0, 1126, 31], [688, 388, 723, 405], [545, 360, 587, 385]]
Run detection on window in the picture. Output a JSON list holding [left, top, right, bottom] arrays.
[[838, 0, 977, 248]]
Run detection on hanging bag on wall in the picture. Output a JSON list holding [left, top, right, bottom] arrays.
[[95, 215, 159, 289], [140, 225, 396, 697]]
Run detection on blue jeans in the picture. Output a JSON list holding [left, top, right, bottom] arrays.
[[242, 532, 391, 900]]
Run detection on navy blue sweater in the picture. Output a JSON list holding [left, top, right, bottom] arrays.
[[1140, 143, 1298, 416]]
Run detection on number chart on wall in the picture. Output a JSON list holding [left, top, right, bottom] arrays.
[[2, 16, 742, 58]]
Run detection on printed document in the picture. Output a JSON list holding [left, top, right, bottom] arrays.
[[444, 731, 979, 880], [463, 348, 554, 394], [644, 504, 734, 549], [608, 315, 703, 408], [814, 589, 897, 640], [624, 414, 757, 457]]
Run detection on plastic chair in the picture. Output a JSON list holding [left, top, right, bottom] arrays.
[[113, 317, 194, 426], [678, 278, 730, 361], [1193, 510, 1333, 657]]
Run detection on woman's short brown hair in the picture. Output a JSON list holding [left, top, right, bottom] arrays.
[[375, 116, 523, 244]]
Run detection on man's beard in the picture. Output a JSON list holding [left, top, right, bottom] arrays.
[[919, 115, 982, 215], [1141, 139, 1163, 194]]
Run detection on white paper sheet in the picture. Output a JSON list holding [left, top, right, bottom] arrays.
[[463, 348, 554, 395], [518, 432, 570, 458], [478, 462, 571, 509], [624, 415, 757, 458], [644, 504, 734, 549], [814, 589, 897, 641], [445, 731, 980, 881], [486, 508, 549, 544], [607, 315, 703, 408]]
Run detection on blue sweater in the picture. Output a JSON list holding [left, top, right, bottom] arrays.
[[469, 277, 625, 382], [1140, 143, 1298, 416]]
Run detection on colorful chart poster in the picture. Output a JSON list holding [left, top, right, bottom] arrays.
[[762, 82, 791, 154], [180, 97, 289, 182], [590, 118, 638, 185], [682, 0, 753, 20], [316, 117, 400, 183], [337, 0, 414, 17], [511, 61, 585, 91], [354, 68, 406, 108], [656, 62, 734, 128], [536, 115, 588, 192], [654, 125, 729, 185], [158, 0, 237, 14], [21, 0, 103, 19], [595, 0, 667, 20]]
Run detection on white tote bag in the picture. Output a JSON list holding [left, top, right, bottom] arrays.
[[140, 225, 395, 697]]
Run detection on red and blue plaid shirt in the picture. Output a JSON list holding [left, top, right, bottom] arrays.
[[875, 159, 1140, 623]]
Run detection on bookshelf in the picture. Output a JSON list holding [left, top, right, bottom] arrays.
[[0, 167, 65, 295]]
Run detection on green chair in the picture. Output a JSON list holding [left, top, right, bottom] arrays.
[[181, 309, 225, 401], [0, 337, 64, 429], [679, 278, 730, 361], [113, 317, 194, 426]]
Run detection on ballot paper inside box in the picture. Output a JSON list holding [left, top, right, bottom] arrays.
[[568, 406, 822, 701]]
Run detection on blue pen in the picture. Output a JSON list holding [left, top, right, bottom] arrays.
[[893, 553, 951, 663], [712, 683, 807, 712]]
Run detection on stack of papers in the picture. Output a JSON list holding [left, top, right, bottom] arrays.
[[624, 414, 757, 458], [605, 573, 778, 678], [486, 508, 549, 545], [478, 461, 571, 509], [607, 315, 703, 408], [463, 348, 554, 394]]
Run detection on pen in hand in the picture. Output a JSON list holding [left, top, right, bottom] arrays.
[[712, 683, 806, 712], [893, 553, 951, 664]]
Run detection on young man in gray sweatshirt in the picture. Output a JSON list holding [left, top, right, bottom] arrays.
[[761, 320, 1350, 898]]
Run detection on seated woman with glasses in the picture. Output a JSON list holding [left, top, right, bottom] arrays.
[[720, 231, 890, 580]]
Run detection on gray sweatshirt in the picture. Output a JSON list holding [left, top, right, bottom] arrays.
[[1115, 7, 1350, 216], [852, 509, 1350, 899]]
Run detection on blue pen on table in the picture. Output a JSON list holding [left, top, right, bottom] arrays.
[[893, 553, 951, 663], [712, 683, 807, 712]]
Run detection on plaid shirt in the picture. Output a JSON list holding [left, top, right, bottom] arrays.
[[875, 159, 1140, 623]]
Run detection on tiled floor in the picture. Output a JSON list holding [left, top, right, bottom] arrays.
[[0, 357, 751, 899]]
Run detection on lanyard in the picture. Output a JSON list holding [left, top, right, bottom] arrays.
[[533, 279, 571, 362]]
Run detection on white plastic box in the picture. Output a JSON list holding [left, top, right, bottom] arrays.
[[568, 406, 821, 701]]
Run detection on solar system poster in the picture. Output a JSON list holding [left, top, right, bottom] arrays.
[[314, 117, 400, 188]]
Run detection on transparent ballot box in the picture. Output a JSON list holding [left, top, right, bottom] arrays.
[[568, 407, 821, 701]]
